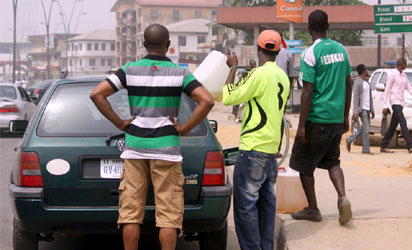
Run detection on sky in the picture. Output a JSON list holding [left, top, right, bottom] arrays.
[[0, 0, 116, 42], [0, 0, 411, 42]]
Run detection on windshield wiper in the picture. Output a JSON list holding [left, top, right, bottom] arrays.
[[105, 132, 125, 146]]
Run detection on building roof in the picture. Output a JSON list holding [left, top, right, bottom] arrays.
[[218, 5, 374, 30], [137, 0, 222, 7], [112, 0, 222, 11], [166, 19, 210, 33], [69, 30, 116, 42]]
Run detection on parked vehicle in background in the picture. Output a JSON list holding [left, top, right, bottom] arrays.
[[0, 83, 36, 136], [369, 68, 412, 147], [26, 80, 54, 104], [9, 76, 232, 250]]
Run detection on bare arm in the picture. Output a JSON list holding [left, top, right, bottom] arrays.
[[90, 80, 133, 131], [225, 68, 238, 85], [170, 86, 215, 136], [296, 81, 313, 144], [225, 52, 238, 85], [343, 75, 353, 132]]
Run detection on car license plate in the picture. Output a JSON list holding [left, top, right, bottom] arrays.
[[100, 159, 124, 179]]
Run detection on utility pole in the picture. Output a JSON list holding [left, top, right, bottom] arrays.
[[12, 0, 18, 83], [401, 0, 406, 59], [377, 0, 381, 67], [41, 0, 56, 79], [58, 0, 84, 76]]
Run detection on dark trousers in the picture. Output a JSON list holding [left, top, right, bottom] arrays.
[[381, 105, 412, 150]]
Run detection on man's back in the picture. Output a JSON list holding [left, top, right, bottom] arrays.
[[223, 61, 290, 154], [108, 54, 201, 158], [300, 38, 352, 123]]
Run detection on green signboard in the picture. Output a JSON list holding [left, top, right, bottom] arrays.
[[374, 4, 412, 34]]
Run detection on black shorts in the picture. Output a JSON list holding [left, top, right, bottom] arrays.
[[290, 122, 343, 175]]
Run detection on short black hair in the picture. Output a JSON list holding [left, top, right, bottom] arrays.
[[308, 10, 329, 33], [144, 24, 169, 49], [356, 64, 366, 75], [257, 46, 279, 57], [397, 58, 407, 66]]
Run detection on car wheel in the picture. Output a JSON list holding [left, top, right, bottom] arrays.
[[13, 219, 39, 250], [199, 222, 227, 250]]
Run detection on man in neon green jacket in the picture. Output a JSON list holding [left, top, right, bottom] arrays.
[[223, 30, 290, 250]]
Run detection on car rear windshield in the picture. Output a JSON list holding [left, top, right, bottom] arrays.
[[0, 86, 17, 100], [32, 80, 53, 89], [37, 82, 207, 137], [407, 73, 412, 83]]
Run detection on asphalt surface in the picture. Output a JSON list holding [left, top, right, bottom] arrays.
[[0, 137, 239, 250]]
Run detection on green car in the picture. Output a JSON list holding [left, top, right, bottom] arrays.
[[9, 76, 233, 250]]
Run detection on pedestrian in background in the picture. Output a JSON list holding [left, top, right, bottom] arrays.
[[275, 32, 297, 158], [346, 64, 375, 154], [223, 30, 290, 250], [289, 10, 353, 225], [380, 58, 412, 154], [90, 24, 214, 250]]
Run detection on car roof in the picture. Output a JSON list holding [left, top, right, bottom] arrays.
[[0, 83, 18, 87], [56, 75, 107, 85]]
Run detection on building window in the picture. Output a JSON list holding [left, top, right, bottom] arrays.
[[172, 10, 180, 22], [212, 26, 219, 36], [178, 35, 186, 46], [94, 43, 99, 51], [151, 9, 159, 20], [108, 58, 113, 66], [198, 36, 206, 44], [87, 43, 92, 51], [79, 59, 82, 66], [195, 10, 201, 18], [212, 10, 217, 17], [101, 58, 106, 66], [79, 43, 83, 51], [101, 43, 106, 51], [75, 45, 78, 51], [89, 59, 96, 66], [111, 43, 115, 51]]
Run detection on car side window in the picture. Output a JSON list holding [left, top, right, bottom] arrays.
[[18, 87, 29, 102], [379, 72, 388, 85], [370, 72, 381, 89]]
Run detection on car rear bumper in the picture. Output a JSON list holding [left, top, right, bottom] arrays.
[[0, 114, 21, 128], [10, 184, 232, 234]]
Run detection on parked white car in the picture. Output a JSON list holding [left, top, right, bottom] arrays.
[[0, 83, 36, 133], [368, 68, 412, 146]]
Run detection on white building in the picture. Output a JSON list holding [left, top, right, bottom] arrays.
[[362, 30, 412, 48], [68, 30, 116, 76], [166, 19, 211, 63]]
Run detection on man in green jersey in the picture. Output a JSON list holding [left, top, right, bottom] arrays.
[[223, 30, 290, 250], [290, 10, 353, 225], [90, 24, 214, 250]]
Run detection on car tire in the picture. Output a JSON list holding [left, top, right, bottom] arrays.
[[199, 222, 227, 250], [13, 219, 39, 250]]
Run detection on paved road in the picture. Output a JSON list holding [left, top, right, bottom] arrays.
[[0, 137, 239, 250]]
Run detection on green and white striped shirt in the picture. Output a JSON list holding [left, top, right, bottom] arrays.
[[106, 55, 202, 162]]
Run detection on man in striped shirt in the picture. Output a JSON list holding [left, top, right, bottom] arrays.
[[90, 24, 214, 250]]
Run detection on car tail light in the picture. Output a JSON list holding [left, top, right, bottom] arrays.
[[0, 104, 19, 113], [34, 89, 41, 95], [19, 152, 43, 187], [202, 151, 225, 186]]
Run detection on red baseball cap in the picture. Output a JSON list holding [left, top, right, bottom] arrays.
[[257, 30, 282, 52]]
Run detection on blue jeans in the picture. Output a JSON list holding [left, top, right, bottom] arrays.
[[233, 150, 278, 250], [347, 110, 371, 153]]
